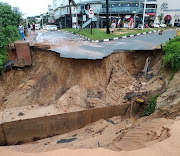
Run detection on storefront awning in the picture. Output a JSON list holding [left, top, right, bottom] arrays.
[[164, 15, 172, 21], [51, 20, 55, 23], [147, 13, 156, 16]]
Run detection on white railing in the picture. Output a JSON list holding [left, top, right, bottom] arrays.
[[54, 7, 157, 19], [96, 7, 143, 13]]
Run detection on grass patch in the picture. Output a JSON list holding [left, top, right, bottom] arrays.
[[63, 27, 172, 40], [142, 95, 159, 117]]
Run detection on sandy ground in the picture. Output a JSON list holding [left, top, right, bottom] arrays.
[[1, 117, 180, 156], [100, 28, 139, 35]]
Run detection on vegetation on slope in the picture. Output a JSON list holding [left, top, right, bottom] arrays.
[[162, 36, 180, 73], [142, 95, 159, 117], [0, 2, 21, 75]]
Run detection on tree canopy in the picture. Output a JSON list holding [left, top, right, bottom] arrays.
[[0, 2, 21, 27]]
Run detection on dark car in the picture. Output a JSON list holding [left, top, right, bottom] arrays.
[[177, 23, 180, 27]]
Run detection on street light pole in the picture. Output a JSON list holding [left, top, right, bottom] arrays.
[[142, 0, 147, 30], [106, 0, 110, 34]]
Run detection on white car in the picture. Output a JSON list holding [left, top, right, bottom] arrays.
[[43, 25, 47, 30], [35, 24, 41, 30], [49, 25, 58, 31], [46, 25, 51, 30], [160, 24, 167, 28], [153, 23, 160, 28]]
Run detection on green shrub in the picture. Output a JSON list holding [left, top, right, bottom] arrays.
[[0, 26, 20, 74], [2, 26, 20, 43], [0, 26, 20, 45], [142, 95, 159, 117], [0, 48, 8, 76], [162, 37, 180, 73], [0, 2, 22, 76]]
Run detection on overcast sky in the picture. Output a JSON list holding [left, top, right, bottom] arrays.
[[1, 0, 52, 16]]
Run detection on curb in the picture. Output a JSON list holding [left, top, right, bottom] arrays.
[[64, 28, 177, 43]]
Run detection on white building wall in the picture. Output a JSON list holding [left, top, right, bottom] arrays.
[[75, 0, 102, 3], [90, 4, 102, 12], [52, 0, 69, 10], [52, 0, 100, 10], [155, 0, 180, 25]]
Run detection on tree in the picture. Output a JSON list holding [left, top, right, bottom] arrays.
[[0, 2, 21, 27], [40, 13, 50, 26], [158, 13, 164, 24], [0, 2, 22, 75]]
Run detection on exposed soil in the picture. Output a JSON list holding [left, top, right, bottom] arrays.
[[1, 47, 180, 154], [0, 48, 164, 113]]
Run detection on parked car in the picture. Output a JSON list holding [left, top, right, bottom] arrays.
[[42, 25, 47, 30], [160, 24, 167, 28], [35, 24, 41, 30], [153, 23, 160, 28], [45, 25, 51, 30], [49, 25, 58, 31], [177, 23, 180, 27]]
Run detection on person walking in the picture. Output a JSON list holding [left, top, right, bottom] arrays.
[[137, 19, 143, 30], [111, 20, 116, 34], [28, 22, 31, 34], [18, 24, 26, 40], [32, 22, 35, 33]]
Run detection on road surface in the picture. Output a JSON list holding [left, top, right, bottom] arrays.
[[34, 30, 177, 59]]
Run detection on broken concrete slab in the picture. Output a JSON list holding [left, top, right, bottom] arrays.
[[14, 42, 32, 67]]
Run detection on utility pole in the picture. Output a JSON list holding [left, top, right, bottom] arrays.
[[42, 15, 43, 27], [106, 0, 110, 34], [97, 12, 99, 36], [91, 18, 92, 34], [69, 0, 72, 28], [142, 0, 147, 30]]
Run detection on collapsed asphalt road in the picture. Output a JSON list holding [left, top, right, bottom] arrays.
[[34, 30, 177, 59]]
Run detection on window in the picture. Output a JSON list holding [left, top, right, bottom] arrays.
[[81, 5, 84, 10], [140, 4, 143, 8], [132, 3, 139, 7], [121, 3, 131, 7], [111, 4, 119, 8], [146, 4, 156, 8]]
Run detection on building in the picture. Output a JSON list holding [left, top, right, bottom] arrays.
[[155, 0, 180, 26], [48, 5, 53, 14], [12, 7, 20, 14], [52, 0, 158, 28], [48, 5, 55, 23]]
